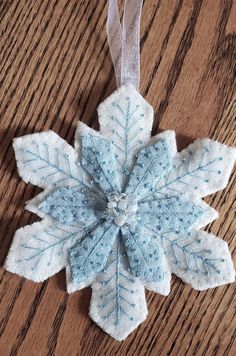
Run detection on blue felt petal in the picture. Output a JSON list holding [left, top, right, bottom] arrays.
[[139, 196, 203, 234], [69, 222, 119, 283], [39, 187, 104, 224], [81, 134, 121, 194], [121, 224, 164, 282], [125, 140, 172, 197]]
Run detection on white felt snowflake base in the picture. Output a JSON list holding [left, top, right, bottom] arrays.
[[5, 84, 236, 341]]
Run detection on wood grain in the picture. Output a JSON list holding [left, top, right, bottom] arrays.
[[0, 1, 235, 355]]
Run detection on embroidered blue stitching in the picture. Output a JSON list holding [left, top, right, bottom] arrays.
[[111, 97, 145, 182], [159, 158, 223, 191], [24, 142, 82, 186], [99, 239, 136, 324], [144, 224, 224, 275], [19, 221, 101, 271], [157, 151, 223, 194]]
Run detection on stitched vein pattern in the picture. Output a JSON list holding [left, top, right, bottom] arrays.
[[90, 238, 146, 331], [99, 87, 153, 189], [152, 146, 226, 199], [14, 221, 101, 274], [144, 224, 225, 276]]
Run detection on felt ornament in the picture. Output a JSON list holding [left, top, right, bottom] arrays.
[[5, 0, 235, 341]]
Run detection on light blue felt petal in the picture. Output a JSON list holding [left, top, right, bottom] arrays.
[[121, 224, 164, 282], [69, 222, 120, 283], [81, 134, 121, 194], [39, 187, 104, 224], [125, 140, 172, 197], [139, 196, 203, 234]]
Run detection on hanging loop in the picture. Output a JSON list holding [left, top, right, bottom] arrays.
[[107, 0, 143, 90]]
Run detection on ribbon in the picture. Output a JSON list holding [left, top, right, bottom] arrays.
[[107, 0, 143, 90]]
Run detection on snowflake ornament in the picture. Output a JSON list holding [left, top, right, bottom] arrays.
[[5, 85, 235, 340]]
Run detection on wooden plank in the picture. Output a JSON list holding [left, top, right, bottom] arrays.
[[0, 1, 235, 355]]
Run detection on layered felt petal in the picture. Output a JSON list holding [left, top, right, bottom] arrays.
[[90, 239, 147, 341], [144, 274, 171, 296], [140, 219, 173, 296], [74, 121, 101, 157], [66, 265, 96, 293], [147, 130, 177, 159], [125, 140, 172, 197], [38, 187, 105, 224], [69, 222, 119, 283], [13, 131, 89, 189], [4, 220, 96, 282], [98, 84, 154, 187], [81, 133, 121, 194], [188, 199, 218, 229], [139, 196, 204, 234], [165, 230, 234, 290], [121, 224, 164, 282], [143, 225, 235, 290], [155, 138, 236, 199]]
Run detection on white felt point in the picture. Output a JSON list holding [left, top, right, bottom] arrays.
[[166, 230, 235, 290], [89, 250, 148, 341], [5, 221, 73, 282], [98, 84, 154, 187]]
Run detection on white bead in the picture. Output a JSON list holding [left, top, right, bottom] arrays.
[[127, 203, 138, 213], [114, 216, 126, 226], [118, 200, 127, 210], [108, 191, 119, 201], [107, 201, 117, 209]]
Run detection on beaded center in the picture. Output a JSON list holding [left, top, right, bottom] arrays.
[[106, 192, 138, 227]]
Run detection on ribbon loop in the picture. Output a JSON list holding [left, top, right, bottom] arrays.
[[107, 0, 143, 90]]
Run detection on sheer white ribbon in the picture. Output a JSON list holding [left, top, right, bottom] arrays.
[[107, 0, 143, 90]]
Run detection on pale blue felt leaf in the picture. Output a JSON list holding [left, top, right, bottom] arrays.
[[121, 224, 164, 283], [81, 133, 121, 194], [139, 196, 203, 234], [125, 140, 172, 197], [69, 222, 119, 283], [38, 187, 105, 225]]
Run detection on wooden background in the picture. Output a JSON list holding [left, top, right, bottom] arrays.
[[0, 0, 235, 355]]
